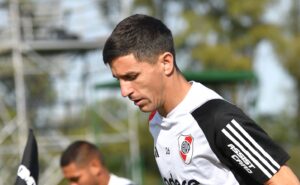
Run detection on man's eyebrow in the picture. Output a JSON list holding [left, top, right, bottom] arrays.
[[113, 72, 138, 79]]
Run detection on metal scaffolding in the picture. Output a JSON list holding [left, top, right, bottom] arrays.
[[0, 0, 141, 184]]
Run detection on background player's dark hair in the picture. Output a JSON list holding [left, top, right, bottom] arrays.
[[103, 14, 179, 71], [60, 140, 105, 167]]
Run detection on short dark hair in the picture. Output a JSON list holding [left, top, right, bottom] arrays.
[[103, 14, 177, 68], [60, 140, 104, 167]]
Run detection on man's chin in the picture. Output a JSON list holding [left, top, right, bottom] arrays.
[[138, 105, 154, 113], [139, 108, 151, 113]]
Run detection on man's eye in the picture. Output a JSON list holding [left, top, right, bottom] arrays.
[[126, 75, 137, 81]]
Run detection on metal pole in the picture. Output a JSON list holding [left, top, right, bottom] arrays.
[[10, 0, 28, 157], [127, 102, 142, 185]]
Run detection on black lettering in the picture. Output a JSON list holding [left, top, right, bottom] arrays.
[[188, 180, 200, 185], [164, 177, 170, 185], [168, 174, 181, 185], [163, 174, 200, 185]]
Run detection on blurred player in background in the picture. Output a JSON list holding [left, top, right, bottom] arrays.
[[60, 140, 135, 185]]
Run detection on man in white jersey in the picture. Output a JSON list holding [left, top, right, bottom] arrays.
[[102, 14, 299, 185], [60, 140, 135, 185]]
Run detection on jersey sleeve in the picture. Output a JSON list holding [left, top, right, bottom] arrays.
[[192, 99, 290, 184]]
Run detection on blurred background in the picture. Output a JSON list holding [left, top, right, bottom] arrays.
[[0, 0, 299, 184]]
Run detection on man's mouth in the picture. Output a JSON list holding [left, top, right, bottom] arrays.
[[132, 99, 142, 106]]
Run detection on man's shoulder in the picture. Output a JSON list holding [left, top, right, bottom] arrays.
[[108, 174, 136, 185], [190, 99, 246, 140], [191, 99, 239, 124]]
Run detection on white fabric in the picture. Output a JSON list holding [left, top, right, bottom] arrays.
[[108, 173, 134, 185], [149, 82, 239, 185]]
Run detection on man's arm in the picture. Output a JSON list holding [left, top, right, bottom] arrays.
[[264, 165, 300, 185]]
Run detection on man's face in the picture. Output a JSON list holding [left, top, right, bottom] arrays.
[[110, 54, 166, 113], [62, 163, 99, 185]]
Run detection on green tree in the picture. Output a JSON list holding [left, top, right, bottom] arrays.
[[280, 0, 300, 124], [275, 0, 300, 176], [177, 0, 283, 71], [133, 0, 283, 71]]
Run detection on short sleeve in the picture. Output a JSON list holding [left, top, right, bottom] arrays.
[[191, 99, 290, 184], [213, 101, 290, 183]]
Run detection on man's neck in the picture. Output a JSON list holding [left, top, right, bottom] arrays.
[[158, 73, 191, 117]]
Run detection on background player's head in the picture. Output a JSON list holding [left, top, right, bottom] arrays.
[[103, 14, 179, 71], [60, 140, 109, 185]]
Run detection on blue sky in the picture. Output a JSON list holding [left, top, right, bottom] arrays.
[[254, 41, 296, 116]]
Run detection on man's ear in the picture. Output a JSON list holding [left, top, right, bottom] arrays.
[[89, 159, 101, 175], [159, 52, 174, 76]]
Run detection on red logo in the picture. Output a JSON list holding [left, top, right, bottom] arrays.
[[178, 135, 193, 164]]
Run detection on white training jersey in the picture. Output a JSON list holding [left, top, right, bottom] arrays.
[[149, 82, 289, 185], [108, 173, 135, 185]]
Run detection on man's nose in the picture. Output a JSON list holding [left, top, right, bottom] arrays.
[[120, 80, 133, 97]]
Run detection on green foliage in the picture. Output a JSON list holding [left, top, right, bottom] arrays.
[[279, 35, 300, 83], [257, 116, 299, 146], [288, 146, 300, 177], [192, 43, 251, 70], [257, 115, 300, 177], [175, 0, 284, 71], [132, 0, 285, 71], [134, 0, 155, 10], [226, 0, 268, 20], [275, 1, 300, 159]]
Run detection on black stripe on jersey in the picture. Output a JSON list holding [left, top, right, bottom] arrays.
[[191, 99, 290, 185], [222, 119, 280, 178]]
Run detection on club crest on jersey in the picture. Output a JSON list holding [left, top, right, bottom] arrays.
[[178, 135, 193, 164]]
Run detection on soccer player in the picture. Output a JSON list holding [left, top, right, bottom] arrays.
[[102, 14, 300, 185], [60, 140, 135, 185]]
